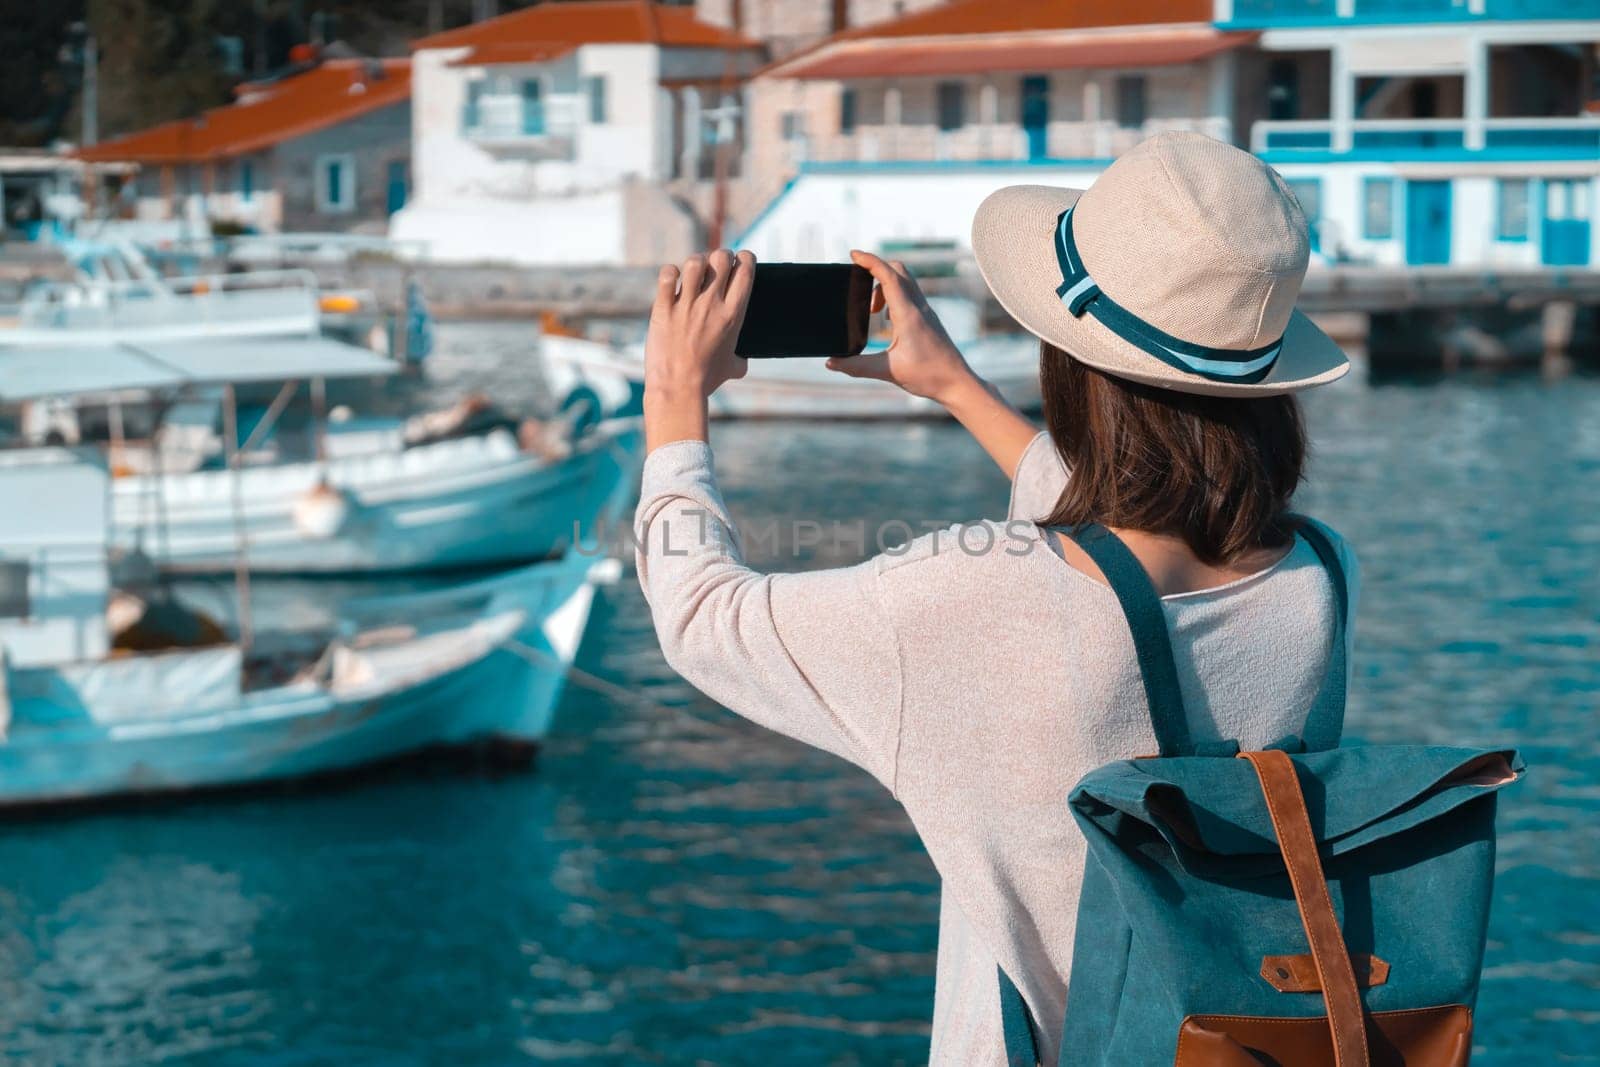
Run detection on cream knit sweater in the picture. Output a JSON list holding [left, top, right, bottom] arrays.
[[635, 431, 1359, 1065]]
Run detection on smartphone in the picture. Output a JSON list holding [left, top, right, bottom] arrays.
[[735, 263, 873, 358]]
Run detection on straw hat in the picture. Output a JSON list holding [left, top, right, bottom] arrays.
[[971, 132, 1348, 397]]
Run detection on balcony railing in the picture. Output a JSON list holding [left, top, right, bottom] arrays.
[[1252, 117, 1600, 155], [793, 117, 1231, 167], [1229, 0, 1600, 23], [463, 94, 581, 148]]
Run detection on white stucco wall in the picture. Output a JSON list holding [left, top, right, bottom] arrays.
[[739, 160, 1597, 269], [733, 163, 1110, 261], [393, 42, 676, 263]]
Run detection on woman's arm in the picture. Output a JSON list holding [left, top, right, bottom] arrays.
[[635, 442, 905, 788], [637, 249, 906, 787], [827, 251, 1041, 478], [643, 249, 752, 453]]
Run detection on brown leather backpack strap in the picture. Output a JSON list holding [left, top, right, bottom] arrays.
[[1238, 750, 1370, 1067]]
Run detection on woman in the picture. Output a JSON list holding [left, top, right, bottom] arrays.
[[633, 133, 1357, 1064]]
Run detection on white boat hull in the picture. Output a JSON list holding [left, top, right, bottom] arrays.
[[0, 554, 604, 807], [111, 420, 643, 575], [540, 333, 1041, 419]]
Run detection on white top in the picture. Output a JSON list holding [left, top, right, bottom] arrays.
[[635, 431, 1359, 1065]]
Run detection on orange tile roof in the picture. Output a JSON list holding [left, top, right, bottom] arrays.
[[76, 59, 410, 164], [834, 0, 1213, 39], [414, 0, 759, 64], [775, 29, 1257, 80], [764, 0, 1219, 80]]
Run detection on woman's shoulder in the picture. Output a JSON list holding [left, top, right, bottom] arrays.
[[866, 520, 1076, 619]]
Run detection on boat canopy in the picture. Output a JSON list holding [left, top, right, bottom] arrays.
[[0, 336, 396, 402]]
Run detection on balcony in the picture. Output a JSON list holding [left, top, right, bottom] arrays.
[[1227, 0, 1600, 25], [462, 93, 581, 154], [1252, 117, 1600, 158], [792, 117, 1232, 168]]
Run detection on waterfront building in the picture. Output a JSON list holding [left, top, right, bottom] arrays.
[[734, 0, 1598, 272], [389, 1, 764, 266], [1227, 0, 1599, 269], [73, 58, 412, 239], [734, 0, 1250, 259]]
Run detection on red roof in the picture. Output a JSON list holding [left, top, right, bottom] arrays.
[[415, 0, 759, 66], [765, 0, 1222, 80], [775, 29, 1256, 80], [76, 60, 410, 164], [831, 0, 1214, 39]]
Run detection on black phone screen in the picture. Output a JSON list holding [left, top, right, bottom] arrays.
[[735, 263, 873, 358]]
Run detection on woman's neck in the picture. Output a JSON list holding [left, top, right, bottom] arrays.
[[1052, 527, 1292, 598]]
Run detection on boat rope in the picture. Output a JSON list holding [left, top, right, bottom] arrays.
[[496, 636, 713, 725]]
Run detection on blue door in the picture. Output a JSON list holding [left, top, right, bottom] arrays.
[[385, 160, 408, 216], [1405, 180, 1452, 265], [1541, 179, 1591, 266], [1021, 76, 1049, 161], [521, 79, 545, 135]]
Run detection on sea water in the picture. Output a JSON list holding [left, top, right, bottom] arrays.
[[0, 324, 1595, 1064]]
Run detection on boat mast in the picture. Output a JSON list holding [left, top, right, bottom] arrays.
[[312, 376, 327, 462], [219, 384, 254, 656]]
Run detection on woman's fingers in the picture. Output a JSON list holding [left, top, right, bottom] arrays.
[[851, 249, 909, 303], [826, 352, 891, 381], [725, 250, 756, 315], [706, 248, 734, 297], [679, 253, 707, 301], [870, 284, 886, 314], [652, 264, 680, 317]]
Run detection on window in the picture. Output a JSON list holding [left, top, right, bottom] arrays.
[[936, 81, 965, 132], [462, 80, 484, 130], [239, 160, 254, 202], [316, 154, 355, 213], [0, 561, 28, 618], [1496, 179, 1530, 241], [587, 75, 607, 124], [1267, 60, 1300, 122], [781, 111, 805, 141], [840, 87, 857, 134], [1115, 75, 1147, 130], [1362, 177, 1394, 239]]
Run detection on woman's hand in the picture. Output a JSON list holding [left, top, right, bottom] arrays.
[[826, 250, 978, 406], [643, 249, 754, 450]]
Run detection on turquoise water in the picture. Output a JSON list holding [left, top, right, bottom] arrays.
[[1, 329, 1597, 1064]]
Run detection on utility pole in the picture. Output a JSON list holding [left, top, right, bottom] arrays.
[[77, 25, 99, 146]]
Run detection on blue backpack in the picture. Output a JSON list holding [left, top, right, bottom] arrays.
[[1000, 522, 1522, 1066]]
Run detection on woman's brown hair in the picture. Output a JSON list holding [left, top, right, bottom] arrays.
[[1038, 342, 1307, 565]]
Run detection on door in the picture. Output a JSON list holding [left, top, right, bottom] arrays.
[[1542, 178, 1592, 266], [1405, 180, 1452, 265], [521, 79, 545, 135], [385, 160, 408, 216], [1020, 75, 1049, 161]]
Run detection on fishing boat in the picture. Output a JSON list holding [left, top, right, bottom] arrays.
[[111, 414, 642, 576], [539, 298, 1041, 420], [0, 239, 417, 362], [0, 448, 611, 807], [0, 329, 644, 576]]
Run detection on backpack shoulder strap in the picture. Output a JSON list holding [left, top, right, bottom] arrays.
[[1290, 518, 1349, 753], [1067, 523, 1193, 757], [998, 966, 1039, 1066]]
